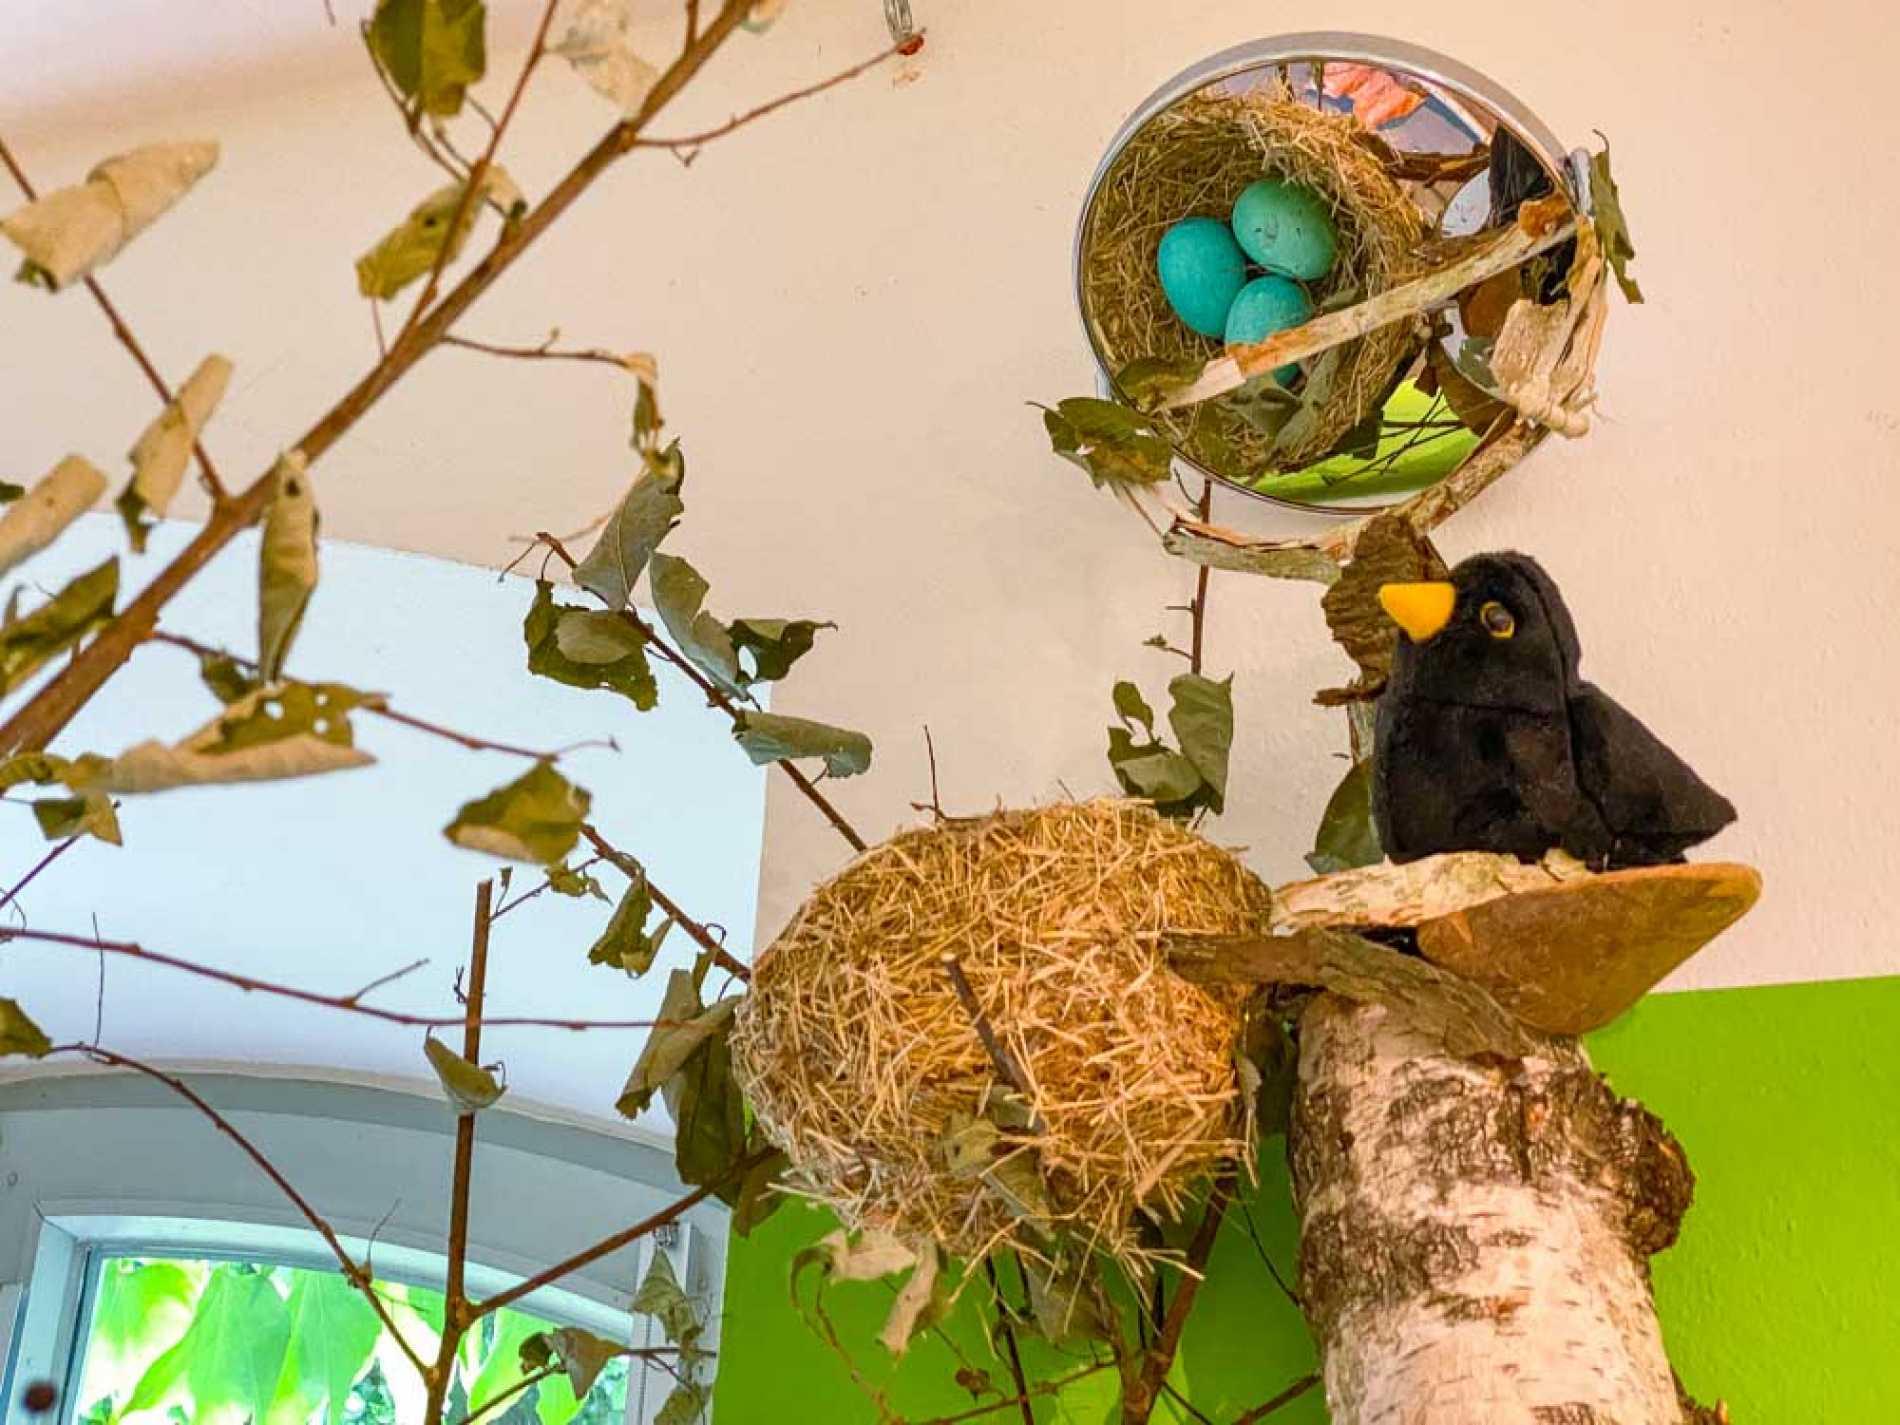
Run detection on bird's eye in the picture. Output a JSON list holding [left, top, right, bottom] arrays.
[[1480, 601, 1516, 639]]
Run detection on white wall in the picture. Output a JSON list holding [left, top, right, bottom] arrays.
[[3, 0, 1897, 1001]]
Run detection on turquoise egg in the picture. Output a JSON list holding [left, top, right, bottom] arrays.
[[1223, 274, 1312, 384], [1230, 179, 1338, 281], [1156, 217, 1248, 338]]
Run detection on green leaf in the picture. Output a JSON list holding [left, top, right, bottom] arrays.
[[654, 1383, 708, 1425], [542, 1326, 621, 1399], [460, 1308, 545, 1425], [352, 167, 516, 300], [0, 481, 22, 502], [0, 998, 52, 1059], [85, 1259, 197, 1399], [1167, 672, 1233, 809], [0, 751, 71, 791], [1222, 373, 1301, 438], [648, 553, 745, 698], [424, 1035, 506, 1113], [1588, 146, 1643, 303], [982, 1148, 1055, 1225], [615, 972, 736, 1117], [587, 877, 669, 975], [665, 1017, 747, 1194], [444, 761, 592, 864], [1306, 757, 1382, 874], [31, 791, 120, 845], [1111, 680, 1155, 736], [631, 1250, 697, 1346], [523, 581, 657, 710], [367, 0, 487, 117], [727, 617, 833, 684], [1113, 355, 1206, 411], [1237, 1006, 1298, 1140], [0, 557, 117, 695], [733, 1147, 790, 1238], [258, 454, 317, 681], [265, 1271, 381, 1425], [546, 859, 608, 901], [1040, 397, 1174, 490], [199, 650, 261, 704], [123, 1263, 293, 1424], [732, 711, 872, 778], [1106, 726, 1204, 808], [1019, 1254, 1107, 1347], [574, 463, 685, 611]]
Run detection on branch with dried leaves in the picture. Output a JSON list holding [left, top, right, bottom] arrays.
[[539, 532, 869, 852], [581, 823, 751, 982]]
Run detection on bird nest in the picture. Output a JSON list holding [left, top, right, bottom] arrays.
[[1080, 85, 1425, 475], [730, 801, 1272, 1265]]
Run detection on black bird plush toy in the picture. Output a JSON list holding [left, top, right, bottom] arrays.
[[1372, 552, 1735, 869]]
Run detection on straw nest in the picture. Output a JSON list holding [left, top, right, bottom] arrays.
[[1080, 86, 1425, 474], [730, 801, 1273, 1266]]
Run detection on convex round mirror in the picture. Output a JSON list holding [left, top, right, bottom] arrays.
[[1075, 33, 1587, 513]]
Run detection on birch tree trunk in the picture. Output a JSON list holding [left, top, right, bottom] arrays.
[[1289, 994, 1700, 1425]]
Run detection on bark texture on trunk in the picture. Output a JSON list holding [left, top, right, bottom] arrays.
[[1290, 994, 1696, 1425]]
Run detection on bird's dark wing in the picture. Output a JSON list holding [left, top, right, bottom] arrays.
[[1568, 684, 1737, 865]]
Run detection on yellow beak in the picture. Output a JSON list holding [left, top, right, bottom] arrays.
[[1379, 581, 1456, 643]]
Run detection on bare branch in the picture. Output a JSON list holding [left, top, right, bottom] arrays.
[[1231, 1374, 1321, 1423], [633, 30, 924, 157], [470, 1148, 770, 1319], [580, 824, 750, 983], [0, 834, 83, 922], [1126, 1177, 1234, 1424], [0, 925, 693, 1032], [0, 135, 229, 501], [540, 532, 869, 853], [910, 1362, 1115, 1425], [442, 331, 646, 374], [982, 1257, 1035, 1425], [50, 1042, 430, 1380]]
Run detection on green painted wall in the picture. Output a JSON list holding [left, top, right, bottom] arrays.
[[714, 975, 1900, 1421]]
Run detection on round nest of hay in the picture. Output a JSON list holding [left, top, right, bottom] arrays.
[[1080, 85, 1425, 475], [731, 800, 1273, 1265]]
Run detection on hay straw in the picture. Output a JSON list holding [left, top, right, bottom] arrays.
[[1080, 85, 1424, 474], [731, 801, 1273, 1266]]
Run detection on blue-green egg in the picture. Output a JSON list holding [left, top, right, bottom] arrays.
[[1156, 217, 1248, 338], [1231, 179, 1338, 281], [1223, 274, 1312, 384]]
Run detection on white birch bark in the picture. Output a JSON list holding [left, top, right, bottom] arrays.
[[1290, 994, 1698, 1425]]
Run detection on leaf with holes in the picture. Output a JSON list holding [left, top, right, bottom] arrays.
[[575, 461, 685, 611], [648, 553, 745, 698], [1040, 397, 1174, 490], [732, 711, 871, 778], [728, 617, 833, 684], [444, 761, 592, 864], [0, 557, 117, 695], [354, 167, 516, 300], [424, 1036, 505, 1114], [523, 581, 657, 710], [0, 999, 52, 1060], [258, 453, 317, 680], [367, 0, 486, 116]]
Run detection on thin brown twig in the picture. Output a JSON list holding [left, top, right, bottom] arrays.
[[1127, 1177, 1234, 1423], [912, 1361, 1115, 1425], [633, 29, 922, 154], [465, 1365, 559, 1425], [492, 854, 605, 921], [441, 880, 492, 1331], [0, 5, 871, 759], [145, 630, 568, 761], [441, 331, 643, 373], [1188, 479, 1212, 675], [0, 925, 690, 1032], [0, 834, 83, 920], [1161, 1380, 1216, 1425], [343, 957, 429, 1004], [540, 533, 869, 853], [1230, 1374, 1320, 1424], [580, 824, 750, 983], [0, 135, 229, 502], [983, 1258, 1036, 1425], [941, 954, 1042, 1132], [471, 1148, 770, 1319], [685, 0, 700, 45], [50, 1041, 431, 1379]]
